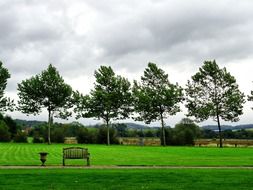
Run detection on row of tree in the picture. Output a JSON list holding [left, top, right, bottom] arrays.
[[2, 114, 253, 145], [0, 60, 249, 147], [24, 119, 201, 145]]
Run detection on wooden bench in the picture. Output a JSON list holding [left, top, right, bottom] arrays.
[[63, 147, 90, 166]]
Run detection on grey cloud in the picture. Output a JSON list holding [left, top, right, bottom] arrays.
[[1, 0, 253, 125], [90, 0, 253, 71]]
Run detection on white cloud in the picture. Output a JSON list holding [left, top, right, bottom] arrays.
[[1, 0, 253, 127]]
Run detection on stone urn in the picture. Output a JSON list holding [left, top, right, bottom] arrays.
[[39, 152, 48, 166]]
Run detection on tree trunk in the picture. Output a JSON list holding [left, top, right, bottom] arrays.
[[160, 113, 166, 146], [48, 110, 51, 145], [106, 120, 110, 146], [217, 114, 222, 148]]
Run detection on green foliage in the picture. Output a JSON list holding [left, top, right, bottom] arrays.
[[29, 122, 100, 144], [0, 120, 11, 142], [3, 115, 19, 138], [73, 66, 132, 145], [200, 129, 217, 139], [0, 114, 19, 139], [125, 129, 139, 137], [76, 127, 90, 144], [186, 60, 245, 147], [32, 131, 44, 143], [51, 127, 65, 143], [0, 61, 14, 112], [13, 131, 28, 143], [77, 127, 98, 144], [174, 118, 200, 139], [158, 118, 200, 146], [113, 123, 128, 137], [163, 127, 175, 145], [186, 60, 245, 122], [144, 129, 156, 137], [17, 64, 73, 144], [200, 129, 253, 140], [247, 83, 253, 111], [133, 62, 183, 145], [97, 126, 119, 144]]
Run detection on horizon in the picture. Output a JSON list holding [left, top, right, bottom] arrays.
[[12, 117, 253, 128]]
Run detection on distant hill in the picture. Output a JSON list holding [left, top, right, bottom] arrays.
[[202, 124, 253, 131], [124, 123, 170, 129], [124, 123, 150, 129], [16, 119, 253, 131], [15, 119, 46, 128]]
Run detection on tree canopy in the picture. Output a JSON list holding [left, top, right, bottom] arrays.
[[132, 62, 183, 145], [73, 66, 132, 145], [247, 84, 253, 111], [17, 64, 73, 144], [185, 60, 245, 147], [0, 61, 14, 112]]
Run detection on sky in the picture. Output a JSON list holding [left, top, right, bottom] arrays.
[[1, 0, 253, 127]]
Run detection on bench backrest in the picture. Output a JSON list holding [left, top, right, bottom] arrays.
[[63, 147, 89, 159]]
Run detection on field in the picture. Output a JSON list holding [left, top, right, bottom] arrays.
[[1, 168, 253, 190], [1, 143, 253, 166], [1, 143, 253, 190]]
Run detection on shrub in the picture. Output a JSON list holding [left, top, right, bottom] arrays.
[[164, 127, 175, 145], [87, 129, 99, 143], [145, 130, 156, 137], [32, 132, 44, 143], [51, 128, 65, 143], [77, 128, 90, 144], [113, 123, 128, 137], [13, 131, 28, 143], [3, 115, 19, 139], [0, 120, 11, 142], [97, 127, 119, 144]]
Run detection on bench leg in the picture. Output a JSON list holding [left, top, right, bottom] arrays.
[[63, 158, 65, 166]]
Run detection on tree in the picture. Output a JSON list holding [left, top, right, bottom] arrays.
[[73, 66, 132, 145], [0, 120, 11, 142], [185, 60, 245, 147], [174, 118, 200, 145], [4, 115, 19, 138], [247, 85, 253, 118], [113, 123, 128, 137], [17, 64, 73, 144], [132, 62, 183, 146], [97, 126, 119, 144], [0, 61, 14, 112]]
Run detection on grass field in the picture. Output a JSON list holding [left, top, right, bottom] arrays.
[[0, 168, 253, 190], [1, 143, 253, 166]]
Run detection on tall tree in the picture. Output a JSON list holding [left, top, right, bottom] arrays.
[[4, 115, 19, 138], [247, 85, 253, 119], [185, 60, 245, 147], [73, 66, 132, 145], [17, 64, 73, 144], [132, 62, 183, 146], [0, 61, 14, 112]]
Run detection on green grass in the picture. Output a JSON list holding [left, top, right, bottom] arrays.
[[1, 143, 253, 166], [0, 168, 253, 190]]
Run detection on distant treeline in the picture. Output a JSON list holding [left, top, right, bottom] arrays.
[[1, 115, 253, 145]]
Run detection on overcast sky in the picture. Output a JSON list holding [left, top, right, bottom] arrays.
[[1, 0, 253, 127]]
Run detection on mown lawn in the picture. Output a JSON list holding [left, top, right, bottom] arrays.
[[0, 143, 253, 166], [0, 168, 253, 190]]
